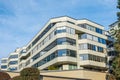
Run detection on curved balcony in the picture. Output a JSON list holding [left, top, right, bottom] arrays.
[[39, 56, 77, 70], [80, 60, 106, 68]]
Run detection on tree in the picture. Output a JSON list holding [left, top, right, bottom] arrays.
[[0, 71, 11, 80], [111, 0, 120, 80], [12, 67, 40, 80], [12, 76, 22, 80], [20, 67, 40, 80]]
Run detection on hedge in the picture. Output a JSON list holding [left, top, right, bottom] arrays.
[[12, 76, 22, 80], [20, 67, 40, 80], [20, 67, 40, 76]]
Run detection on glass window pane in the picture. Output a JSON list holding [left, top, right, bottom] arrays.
[[87, 34, 92, 40]]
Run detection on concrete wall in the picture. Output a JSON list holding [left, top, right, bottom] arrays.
[[41, 69, 106, 80], [7, 72, 20, 78], [6, 69, 106, 80]]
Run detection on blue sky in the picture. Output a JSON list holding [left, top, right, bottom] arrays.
[[0, 0, 117, 59]]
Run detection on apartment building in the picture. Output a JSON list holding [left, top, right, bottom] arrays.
[[1, 58, 8, 71], [109, 21, 119, 39], [1, 48, 25, 72], [106, 21, 119, 73], [18, 47, 26, 72], [18, 16, 107, 71], [105, 32, 115, 73], [7, 48, 20, 72], [1, 16, 108, 73]]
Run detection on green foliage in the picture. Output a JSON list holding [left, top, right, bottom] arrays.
[[114, 30, 120, 52], [106, 73, 116, 80], [112, 56, 120, 79], [117, 0, 120, 9], [12, 76, 22, 80], [112, 30, 120, 79], [20, 67, 39, 76], [48, 65, 58, 70], [12, 67, 40, 80], [117, 12, 120, 21], [117, 0, 120, 22], [22, 76, 40, 80], [110, 1, 120, 80], [20, 67, 40, 80], [0, 72, 11, 80]]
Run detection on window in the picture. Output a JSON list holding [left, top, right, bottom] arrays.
[[78, 24, 86, 28], [69, 64, 77, 70], [55, 27, 66, 34], [98, 37, 102, 43], [87, 34, 92, 40], [80, 34, 105, 44], [9, 55, 18, 59], [70, 28, 75, 34], [9, 67, 17, 71], [78, 24, 103, 34], [55, 27, 75, 35], [86, 25, 95, 31], [49, 31, 55, 39], [1, 60, 7, 63], [9, 61, 18, 65], [32, 49, 76, 68], [97, 46, 104, 53], [66, 27, 71, 34], [58, 49, 67, 56], [32, 53, 40, 61], [102, 39, 106, 44], [57, 38, 76, 45], [32, 46, 38, 53], [80, 54, 105, 62], [32, 23, 56, 46], [96, 28, 103, 34], [80, 34, 87, 39], [80, 54, 88, 60], [79, 43, 88, 50], [93, 36, 98, 42], [57, 38, 66, 45], [79, 43, 104, 52], [1, 65, 7, 69], [88, 44, 96, 51], [44, 36, 49, 44], [93, 45, 96, 51]]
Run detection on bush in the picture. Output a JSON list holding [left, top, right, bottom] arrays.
[[48, 65, 58, 70], [20, 67, 40, 76], [22, 76, 40, 80], [0, 71, 11, 80], [20, 67, 40, 80], [12, 76, 22, 80]]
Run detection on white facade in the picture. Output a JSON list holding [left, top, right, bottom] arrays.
[[19, 16, 107, 71], [1, 16, 108, 72], [1, 58, 8, 71], [7, 48, 20, 72]]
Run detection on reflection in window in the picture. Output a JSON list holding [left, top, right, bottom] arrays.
[[32, 49, 76, 68], [80, 34, 106, 44], [79, 43, 104, 52], [9, 61, 18, 65], [55, 27, 75, 35], [9, 55, 18, 59], [78, 24, 103, 34], [1, 65, 7, 69], [80, 54, 105, 62], [9, 67, 17, 71], [1, 60, 7, 63]]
